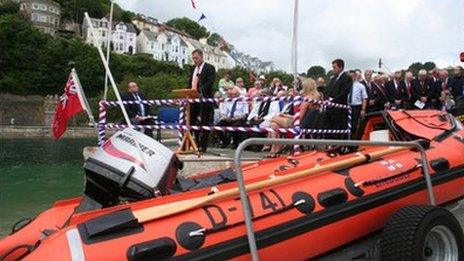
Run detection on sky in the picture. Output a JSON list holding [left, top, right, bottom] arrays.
[[116, 0, 464, 73]]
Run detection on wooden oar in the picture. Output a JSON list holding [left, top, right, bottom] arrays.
[[133, 146, 408, 223]]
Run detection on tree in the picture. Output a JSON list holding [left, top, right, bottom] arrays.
[[0, 0, 19, 16], [166, 17, 209, 40], [423, 62, 437, 71], [306, 65, 326, 79], [407, 62, 424, 76], [207, 32, 221, 47]]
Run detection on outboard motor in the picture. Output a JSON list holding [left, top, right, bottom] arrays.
[[77, 128, 181, 211]]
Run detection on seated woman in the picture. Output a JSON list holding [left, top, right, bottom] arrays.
[[299, 78, 323, 141], [267, 90, 295, 157]]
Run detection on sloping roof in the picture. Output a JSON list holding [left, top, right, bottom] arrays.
[[126, 23, 137, 33], [143, 29, 157, 41]]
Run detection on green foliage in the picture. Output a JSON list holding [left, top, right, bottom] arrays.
[[215, 67, 251, 91], [0, 14, 184, 98], [0, 0, 19, 16], [166, 17, 209, 40], [265, 71, 294, 87], [55, 0, 134, 24], [423, 62, 437, 71], [207, 32, 221, 47], [306, 65, 326, 79], [407, 62, 424, 76], [407, 61, 436, 77]]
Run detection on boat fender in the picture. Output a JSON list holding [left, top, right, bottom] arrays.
[[126, 237, 177, 261], [317, 188, 348, 208], [175, 222, 206, 251], [430, 158, 450, 172], [77, 208, 143, 244], [344, 177, 365, 197], [291, 192, 315, 214]]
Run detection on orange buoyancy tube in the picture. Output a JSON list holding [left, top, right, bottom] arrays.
[[21, 146, 464, 260], [0, 198, 80, 261]]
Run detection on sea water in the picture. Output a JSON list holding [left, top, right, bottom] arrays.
[[0, 138, 95, 237]]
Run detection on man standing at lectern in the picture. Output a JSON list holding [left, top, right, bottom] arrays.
[[189, 49, 216, 152]]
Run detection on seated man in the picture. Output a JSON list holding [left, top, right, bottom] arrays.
[[122, 82, 154, 137], [247, 89, 272, 128], [217, 87, 249, 148]]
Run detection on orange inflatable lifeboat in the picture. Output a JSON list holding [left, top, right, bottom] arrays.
[[1, 110, 464, 260]]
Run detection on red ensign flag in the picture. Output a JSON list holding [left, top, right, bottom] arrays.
[[51, 72, 84, 139]]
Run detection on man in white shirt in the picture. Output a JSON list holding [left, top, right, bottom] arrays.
[[349, 70, 368, 137], [189, 49, 216, 152], [217, 88, 249, 148]]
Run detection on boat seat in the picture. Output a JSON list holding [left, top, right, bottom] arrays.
[[171, 168, 236, 193]]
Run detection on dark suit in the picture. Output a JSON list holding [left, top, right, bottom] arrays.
[[385, 80, 407, 109], [122, 92, 154, 137], [450, 76, 464, 99], [188, 62, 216, 151], [371, 83, 389, 112], [324, 72, 352, 138], [433, 78, 451, 109], [403, 80, 414, 109], [360, 80, 375, 113], [411, 79, 435, 109]]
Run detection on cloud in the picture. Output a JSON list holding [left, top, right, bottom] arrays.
[[116, 0, 464, 72]]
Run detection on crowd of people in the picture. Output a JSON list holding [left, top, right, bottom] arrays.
[[123, 48, 464, 155]]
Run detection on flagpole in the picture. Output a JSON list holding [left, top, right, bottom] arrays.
[[84, 12, 131, 127], [85, 12, 151, 174], [72, 68, 96, 126], [103, 0, 114, 100], [291, 0, 299, 84]]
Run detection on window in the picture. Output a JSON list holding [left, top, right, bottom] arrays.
[[32, 3, 39, 10], [49, 6, 53, 12], [20, 3, 26, 10], [119, 43, 123, 50], [39, 15, 47, 22], [40, 4, 47, 11], [176, 46, 178, 52], [119, 35, 123, 40], [151, 43, 154, 49], [31, 13, 38, 21], [161, 43, 165, 50], [101, 31, 106, 37]]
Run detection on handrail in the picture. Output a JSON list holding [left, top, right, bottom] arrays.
[[233, 138, 434, 261]]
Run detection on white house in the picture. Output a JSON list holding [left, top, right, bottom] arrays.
[[132, 15, 159, 33], [137, 29, 158, 58], [82, 17, 110, 49], [112, 22, 137, 54], [167, 33, 188, 67], [181, 36, 234, 70], [229, 50, 275, 73]]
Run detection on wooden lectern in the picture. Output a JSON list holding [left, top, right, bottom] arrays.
[[172, 89, 199, 154]]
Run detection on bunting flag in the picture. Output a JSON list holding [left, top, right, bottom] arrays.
[[190, 0, 197, 9], [51, 69, 93, 140], [197, 13, 206, 22]]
